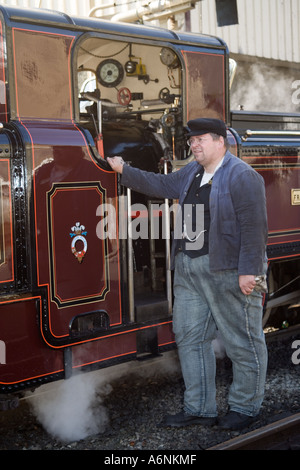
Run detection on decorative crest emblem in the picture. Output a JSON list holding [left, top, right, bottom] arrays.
[[70, 222, 88, 263]]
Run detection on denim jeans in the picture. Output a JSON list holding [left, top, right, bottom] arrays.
[[172, 252, 268, 417]]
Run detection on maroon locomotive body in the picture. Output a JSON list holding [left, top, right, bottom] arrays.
[[0, 5, 299, 408]]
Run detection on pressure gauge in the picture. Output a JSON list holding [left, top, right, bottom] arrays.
[[96, 59, 124, 88], [125, 60, 137, 74], [160, 47, 179, 68]]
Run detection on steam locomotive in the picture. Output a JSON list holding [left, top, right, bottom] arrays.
[[0, 5, 299, 410]]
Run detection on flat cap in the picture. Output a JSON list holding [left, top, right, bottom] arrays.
[[186, 118, 227, 138]]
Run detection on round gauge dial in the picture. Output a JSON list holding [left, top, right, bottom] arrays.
[[160, 47, 179, 68], [96, 59, 124, 88]]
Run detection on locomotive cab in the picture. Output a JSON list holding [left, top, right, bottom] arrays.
[[76, 38, 184, 325], [75, 33, 228, 327]]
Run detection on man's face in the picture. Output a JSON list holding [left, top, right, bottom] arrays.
[[188, 133, 223, 168]]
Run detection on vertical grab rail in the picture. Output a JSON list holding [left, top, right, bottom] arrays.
[[127, 186, 135, 322], [163, 158, 172, 315]]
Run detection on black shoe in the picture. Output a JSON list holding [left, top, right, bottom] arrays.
[[218, 411, 256, 430], [160, 411, 217, 428]]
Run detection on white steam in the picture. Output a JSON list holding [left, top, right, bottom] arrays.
[[212, 331, 227, 360], [26, 352, 180, 443], [231, 62, 299, 113], [27, 371, 111, 442], [26, 345, 226, 443]]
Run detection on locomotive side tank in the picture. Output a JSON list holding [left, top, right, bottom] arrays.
[[232, 111, 300, 327]]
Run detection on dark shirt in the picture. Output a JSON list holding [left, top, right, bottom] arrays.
[[179, 170, 212, 257]]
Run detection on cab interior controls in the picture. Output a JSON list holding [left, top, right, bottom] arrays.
[[78, 41, 183, 162]]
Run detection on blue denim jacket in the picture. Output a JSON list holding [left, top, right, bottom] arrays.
[[121, 150, 268, 275]]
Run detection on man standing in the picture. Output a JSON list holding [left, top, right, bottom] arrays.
[[107, 118, 268, 431]]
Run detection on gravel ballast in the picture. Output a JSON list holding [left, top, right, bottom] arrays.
[[0, 332, 299, 451]]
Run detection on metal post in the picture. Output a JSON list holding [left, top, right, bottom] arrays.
[[148, 200, 157, 291], [164, 158, 172, 314], [127, 187, 135, 322], [63, 347, 72, 380]]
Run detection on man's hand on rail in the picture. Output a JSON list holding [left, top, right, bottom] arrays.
[[107, 156, 125, 174]]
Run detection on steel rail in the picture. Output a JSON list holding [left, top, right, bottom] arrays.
[[208, 412, 300, 450]]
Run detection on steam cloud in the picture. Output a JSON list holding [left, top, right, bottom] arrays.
[[26, 344, 225, 443], [27, 371, 111, 442], [26, 352, 180, 443], [231, 62, 299, 113]]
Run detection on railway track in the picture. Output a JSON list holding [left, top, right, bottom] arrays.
[[206, 323, 300, 450], [208, 412, 300, 450]]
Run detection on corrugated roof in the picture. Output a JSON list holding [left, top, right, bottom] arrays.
[[192, 0, 300, 64]]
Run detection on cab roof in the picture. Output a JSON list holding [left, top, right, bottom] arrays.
[[0, 4, 227, 50]]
